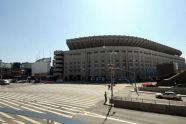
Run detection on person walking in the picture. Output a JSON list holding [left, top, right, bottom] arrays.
[[104, 91, 107, 105]]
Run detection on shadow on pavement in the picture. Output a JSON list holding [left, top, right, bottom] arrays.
[[102, 104, 116, 124]]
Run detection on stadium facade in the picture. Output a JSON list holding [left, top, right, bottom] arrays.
[[60, 35, 185, 82]]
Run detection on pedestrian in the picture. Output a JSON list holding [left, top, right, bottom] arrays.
[[104, 91, 107, 105]]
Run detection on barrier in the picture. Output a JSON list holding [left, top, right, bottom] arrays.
[[111, 97, 186, 116]]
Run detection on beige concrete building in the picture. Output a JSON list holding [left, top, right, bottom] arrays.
[[53, 50, 64, 79], [63, 35, 185, 82], [32, 58, 51, 76]]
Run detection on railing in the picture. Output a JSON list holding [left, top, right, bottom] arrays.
[[113, 96, 186, 106]]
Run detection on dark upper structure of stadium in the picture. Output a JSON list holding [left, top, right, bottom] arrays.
[[67, 35, 182, 56]]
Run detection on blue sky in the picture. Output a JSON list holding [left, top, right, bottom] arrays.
[[0, 0, 186, 63]]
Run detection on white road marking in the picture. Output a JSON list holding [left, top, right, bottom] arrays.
[[30, 101, 76, 115], [0, 101, 21, 110], [30, 100, 82, 113], [54, 96, 99, 105], [0, 93, 94, 108], [41, 99, 91, 108], [13, 120, 25, 124], [0, 118, 5, 123], [0, 95, 84, 112], [0, 94, 90, 110], [37, 99, 89, 109], [33, 99, 83, 110], [50, 98, 95, 107], [43, 109, 73, 118], [17, 115, 42, 124], [0, 99, 20, 106], [55, 95, 100, 102], [0, 97, 73, 118], [81, 111, 138, 124], [0, 112, 14, 119], [21, 106, 44, 113]]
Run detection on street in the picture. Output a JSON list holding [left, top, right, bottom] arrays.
[[0, 83, 185, 124]]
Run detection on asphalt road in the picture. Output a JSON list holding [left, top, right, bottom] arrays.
[[0, 83, 185, 124]]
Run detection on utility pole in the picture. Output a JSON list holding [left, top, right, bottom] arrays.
[[110, 52, 116, 99]]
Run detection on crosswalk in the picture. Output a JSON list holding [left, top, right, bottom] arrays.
[[0, 83, 121, 123]]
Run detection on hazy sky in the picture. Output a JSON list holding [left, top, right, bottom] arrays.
[[0, 0, 186, 63]]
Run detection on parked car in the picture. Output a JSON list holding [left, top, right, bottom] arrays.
[[155, 91, 182, 101], [42, 80, 55, 84], [0, 79, 10, 85], [142, 82, 156, 87], [17, 80, 27, 83]]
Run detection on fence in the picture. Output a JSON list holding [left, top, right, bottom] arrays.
[[111, 96, 186, 116], [113, 96, 186, 106]]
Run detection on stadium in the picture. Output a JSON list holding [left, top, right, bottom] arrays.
[[62, 35, 185, 82]]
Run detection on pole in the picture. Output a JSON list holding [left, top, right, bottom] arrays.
[[110, 52, 116, 100], [111, 69, 114, 99], [111, 68, 113, 99], [134, 71, 136, 87], [109, 53, 113, 99]]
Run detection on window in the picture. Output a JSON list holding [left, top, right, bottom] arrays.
[[95, 64, 98, 67]]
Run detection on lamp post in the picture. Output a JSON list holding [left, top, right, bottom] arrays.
[[132, 59, 137, 87], [109, 52, 117, 99], [103, 44, 117, 99]]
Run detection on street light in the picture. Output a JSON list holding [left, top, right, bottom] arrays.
[[108, 51, 117, 99], [132, 59, 139, 95], [102, 44, 117, 99]]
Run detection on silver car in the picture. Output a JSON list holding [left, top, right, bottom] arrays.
[[156, 91, 182, 101], [0, 79, 10, 85]]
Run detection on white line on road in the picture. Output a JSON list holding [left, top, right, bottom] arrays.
[[0, 101, 22, 110], [0, 99, 20, 106], [0, 117, 6, 123], [0, 112, 14, 119], [13, 120, 25, 124], [80, 111, 138, 124], [0, 97, 73, 118], [20, 106, 44, 113], [17, 115, 42, 124]]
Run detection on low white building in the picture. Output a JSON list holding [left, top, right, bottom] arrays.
[[32, 58, 51, 76]]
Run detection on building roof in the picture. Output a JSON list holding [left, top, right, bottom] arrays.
[[35, 58, 51, 63], [66, 35, 182, 56]]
